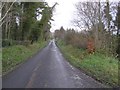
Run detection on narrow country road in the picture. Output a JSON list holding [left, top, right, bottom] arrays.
[[3, 40, 107, 88]]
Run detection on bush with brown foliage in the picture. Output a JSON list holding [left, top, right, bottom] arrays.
[[87, 38, 95, 54]]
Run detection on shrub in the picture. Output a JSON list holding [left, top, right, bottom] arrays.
[[2, 39, 31, 47], [2, 39, 12, 47]]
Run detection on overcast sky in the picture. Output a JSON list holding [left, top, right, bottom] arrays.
[[45, 0, 79, 32], [45, 0, 119, 32]]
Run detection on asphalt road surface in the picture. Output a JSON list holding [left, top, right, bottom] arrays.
[[3, 40, 107, 88]]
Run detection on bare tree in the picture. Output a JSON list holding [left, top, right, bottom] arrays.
[[0, 0, 16, 23], [74, 2, 102, 50]]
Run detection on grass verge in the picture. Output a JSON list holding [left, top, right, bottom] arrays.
[[57, 40, 118, 87], [2, 41, 47, 75]]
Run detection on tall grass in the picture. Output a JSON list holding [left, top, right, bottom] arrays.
[[57, 40, 118, 87], [2, 41, 46, 75]]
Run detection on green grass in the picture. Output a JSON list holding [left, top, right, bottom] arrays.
[[57, 40, 119, 87], [2, 41, 47, 75]]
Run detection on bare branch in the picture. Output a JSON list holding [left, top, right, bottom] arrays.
[[0, 20, 5, 27], [0, 0, 16, 22], [0, 2, 5, 11]]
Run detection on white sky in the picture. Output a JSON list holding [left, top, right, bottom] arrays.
[[45, 0, 79, 32], [1, 0, 119, 32], [45, 0, 119, 32]]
